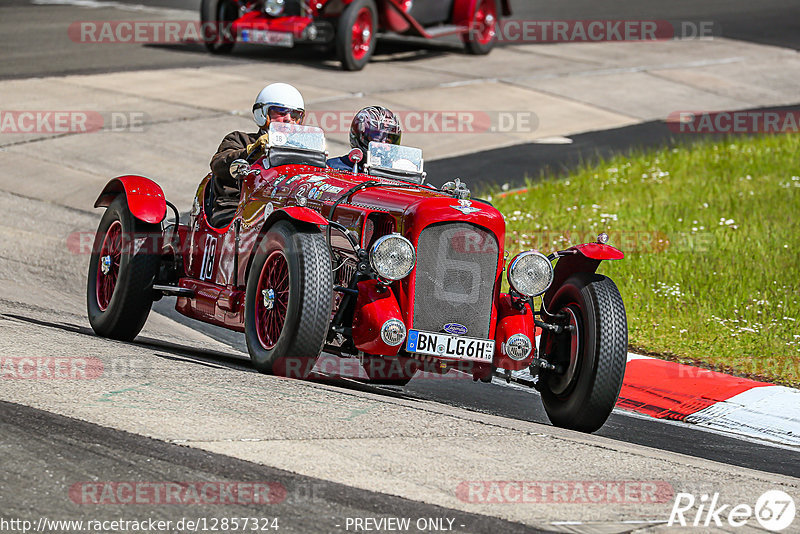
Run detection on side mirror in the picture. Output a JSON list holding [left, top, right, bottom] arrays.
[[349, 148, 363, 164], [230, 159, 251, 180]]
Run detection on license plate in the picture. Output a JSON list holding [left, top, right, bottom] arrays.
[[239, 29, 294, 47], [406, 330, 494, 362]]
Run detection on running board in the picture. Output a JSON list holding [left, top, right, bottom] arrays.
[[153, 284, 195, 298], [423, 24, 466, 38]]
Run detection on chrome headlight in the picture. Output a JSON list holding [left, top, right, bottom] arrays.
[[369, 234, 416, 281], [507, 251, 553, 297], [505, 333, 532, 361], [380, 319, 406, 346], [264, 0, 285, 16]]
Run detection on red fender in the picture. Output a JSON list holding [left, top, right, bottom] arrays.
[[493, 294, 537, 371], [542, 242, 624, 312], [352, 279, 405, 356], [94, 175, 167, 224], [264, 206, 329, 229]]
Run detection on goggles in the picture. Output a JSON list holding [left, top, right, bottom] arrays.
[[267, 105, 305, 122]]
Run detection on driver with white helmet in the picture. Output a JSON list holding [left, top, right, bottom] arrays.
[[209, 82, 305, 227]]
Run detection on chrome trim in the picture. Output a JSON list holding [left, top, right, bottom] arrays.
[[507, 250, 554, 297], [369, 233, 416, 281]]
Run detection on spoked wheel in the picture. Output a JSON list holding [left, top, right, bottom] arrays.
[[463, 0, 498, 55], [245, 221, 333, 379], [87, 197, 160, 341], [336, 0, 377, 71], [539, 273, 628, 433], [360, 355, 418, 386], [201, 0, 237, 54]]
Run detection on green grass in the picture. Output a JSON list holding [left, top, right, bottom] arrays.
[[490, 135, 800, 387]]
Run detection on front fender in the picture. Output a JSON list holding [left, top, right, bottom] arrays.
[[264, 206, 329, 229], [94, 176, 167, 224], [542, 243, 623, 312]]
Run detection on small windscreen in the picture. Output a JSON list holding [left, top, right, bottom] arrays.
[[366, 142, 424, 174], [268, 122, 326, 152]]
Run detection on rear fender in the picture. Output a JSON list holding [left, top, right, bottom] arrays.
[[542, 243, 624, 313], [94, 176, 167, 225], [453, 0, 509, 26]]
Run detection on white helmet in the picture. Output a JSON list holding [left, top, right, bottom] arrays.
[[252, 83, 305, 128]]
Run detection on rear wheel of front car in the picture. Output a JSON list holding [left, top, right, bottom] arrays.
[[87, 197, 160, 341], [245, 221, 333, 379], [539, 273, 627, 433], [463, 0, 499, 55], [201, 0, 237, 54], [336, 0, 377, 71]]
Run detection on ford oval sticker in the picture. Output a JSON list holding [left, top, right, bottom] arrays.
[[443, 323, 468, 335]]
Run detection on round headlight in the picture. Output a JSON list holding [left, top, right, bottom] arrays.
[[505, 334, 532, 361], [264, 0, 285, 16], [507, 251, 553, 297], [369, 234, 416, 281], [380, 319, 406, 346]]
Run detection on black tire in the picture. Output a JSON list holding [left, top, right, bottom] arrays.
[[360, 355, 418, 386], [201, 0, 237, 54], [463, 0, 499, 55], [336, 0, 377, 71], [539, 273, 627, 433], [87, 197, 160, 341], [245, 221, 333, 379]]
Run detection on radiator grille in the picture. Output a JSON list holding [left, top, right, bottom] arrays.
[[412, 223, 498, 338]]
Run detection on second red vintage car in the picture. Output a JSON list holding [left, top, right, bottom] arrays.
[[86, 123, 628, 432], [201, 0, 511, 70]]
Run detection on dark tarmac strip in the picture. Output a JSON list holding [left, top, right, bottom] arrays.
[[0, 400, 550, 533], [424, 103, 800, 190]]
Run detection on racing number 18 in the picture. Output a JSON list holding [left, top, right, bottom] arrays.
[[200, 235, 217, 281]]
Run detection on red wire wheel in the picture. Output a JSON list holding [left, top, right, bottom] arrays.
[[463, 0, 499, 55], [255, 250, 290, 350], [95, 220, 122, 311], [336, 0, 377, 71], [350, 7, 374, 62]]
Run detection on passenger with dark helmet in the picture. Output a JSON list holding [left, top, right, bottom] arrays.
[[327, 106, 402, 172], [208, 82, 305, 227]]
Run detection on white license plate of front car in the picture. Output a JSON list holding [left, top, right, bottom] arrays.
[[239, 29, 294, 47], [406, 330, 494, 362]]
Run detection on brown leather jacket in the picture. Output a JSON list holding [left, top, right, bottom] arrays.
[[209, 130, 260, 212]]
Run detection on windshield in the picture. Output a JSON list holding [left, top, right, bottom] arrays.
[[366, 141, 424, 174], [268, 122, 326, 152]]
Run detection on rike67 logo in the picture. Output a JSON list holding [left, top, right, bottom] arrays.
[[669, 490, 796, 531]]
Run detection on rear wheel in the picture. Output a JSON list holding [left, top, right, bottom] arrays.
[[463, 0, 498, 55], [539, 273, 627, 432], [245, 221, 333, 379], [201, 0, 237, 54], [336, 0, 377, 71], [87, 197, 160, 341]]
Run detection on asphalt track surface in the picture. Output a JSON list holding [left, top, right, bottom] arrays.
[[1, 0, 799, 79], [2, 0, 799, 530]]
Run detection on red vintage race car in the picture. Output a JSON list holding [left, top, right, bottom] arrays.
[[201, 0, 510, 70], [86, 123, 628, 432]]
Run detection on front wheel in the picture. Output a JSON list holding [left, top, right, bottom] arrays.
[[539, 273, 627, 432], [463, 0, 499, 55], [87, 197, 160, 341], [201, 0, 237, 54], [245, 221, 333, 379], [336, 0, 377, 71]]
